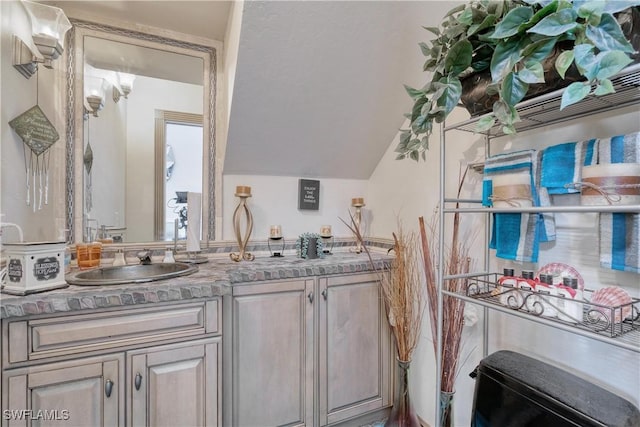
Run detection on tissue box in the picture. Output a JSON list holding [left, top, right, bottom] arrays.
[[2, 241, 68, 295]]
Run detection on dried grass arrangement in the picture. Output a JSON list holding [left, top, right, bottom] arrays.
[[342, 216, 425, 363], [419, 213, 473, 393], [420, 166, 475, 393]]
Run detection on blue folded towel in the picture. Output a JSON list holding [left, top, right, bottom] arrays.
[[596, 131, 640, 273], [535, 149, 556, 242], [483, 150, 543, 262], [541, 139, 598, 194]]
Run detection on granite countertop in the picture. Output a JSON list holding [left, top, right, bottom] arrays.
[[0, 252, 391, 319]]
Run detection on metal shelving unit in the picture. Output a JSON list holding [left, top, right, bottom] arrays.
[[434, 63, 640, 426]]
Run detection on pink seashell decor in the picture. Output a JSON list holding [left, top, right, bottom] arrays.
[[589, 286, 633, 324]]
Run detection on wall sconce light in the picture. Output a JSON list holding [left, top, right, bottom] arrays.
[[85, 75, 106, 117], [12, 1, 71, 79], [113, 72, 136, 103]]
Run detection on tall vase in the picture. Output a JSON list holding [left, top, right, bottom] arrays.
[[385, 359, 420, 427], [439, 390, 455, 427]]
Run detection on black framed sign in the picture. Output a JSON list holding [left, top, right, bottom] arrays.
[[298, 179, 320, 210]]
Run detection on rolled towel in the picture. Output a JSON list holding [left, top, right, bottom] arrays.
[[540, 138, 598, 194], [594, 131, 640, 273], [483, 150, 542, 262]]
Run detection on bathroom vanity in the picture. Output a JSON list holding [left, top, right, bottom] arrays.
[[0, 253, 393, 427]]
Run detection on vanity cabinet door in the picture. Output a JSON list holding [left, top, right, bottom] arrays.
[[318, 273, 392, 426], [229, 279, 315, 427], [1, 354, 123, 427], [127, 338, 220, 427]]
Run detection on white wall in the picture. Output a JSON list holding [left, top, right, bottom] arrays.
[[368, 105, 640, 426], [1, 0, 67, 242], [84, 80, 127, 236], [222, 174, 368, 241], [124, 75, 202, 242]]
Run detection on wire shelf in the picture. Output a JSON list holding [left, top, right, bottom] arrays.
[[447, 273, 640, 344]]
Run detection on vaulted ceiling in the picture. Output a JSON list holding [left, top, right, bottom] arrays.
[[47, 0, 460, 179]]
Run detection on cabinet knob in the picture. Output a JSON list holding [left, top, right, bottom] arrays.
[[308, 292, 314, 304], [135, 373, 143, 391], [321, 289, 327, 300], [105, 379, 114, 398]]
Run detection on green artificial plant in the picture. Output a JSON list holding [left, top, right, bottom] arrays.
[[397, 0, 640, 161]]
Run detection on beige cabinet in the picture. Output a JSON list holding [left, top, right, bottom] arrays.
[[2, 354, 124, 427], [226, 279, 315, 427], [318, 273, 392, 425], [128, 338, 221, 427], [1, 299, 221, 427], [224, 273, 392, 427]]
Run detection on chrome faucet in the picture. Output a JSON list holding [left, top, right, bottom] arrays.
[[137, 249, 152, 265]]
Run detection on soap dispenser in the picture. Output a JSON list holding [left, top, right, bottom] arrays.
[[113, 249, 126, 266], [163, 248, 175, 263]]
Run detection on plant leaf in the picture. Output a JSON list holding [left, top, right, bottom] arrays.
[[602, 0, 640, 14], [503, 124, 517, 134], [555, 50, 575, 78], [476, 115, 496, 132], [457, 6, 474, 25], [521, 37, 557, 62], [528, 0, 559, 27], [467, 14, 497, 36], [595, 50, 633, 79], [586, 12, 635, 53], [444, 39, 473, 76], [419, 42, 431, 57], [444, 3, 466, 18], [519, 60, 545, 83], [411, 97, 428, 122], [491, 6, 534, 38], [490, 39, 523, 82], [502, 72, 529, 105], [404, 85, 425, 100], [594, 78, 614, 95], [493, 99, 512, 124], [423, 26, 440, 36], [573, 43, 597, 79], [528, 8, 578, 36], [560, 81, 591, 109], [436, 77, 462, 116], [577, 1, 604, 24]]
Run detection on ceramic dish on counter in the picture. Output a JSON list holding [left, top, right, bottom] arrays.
[[537, 263, 584, 290]]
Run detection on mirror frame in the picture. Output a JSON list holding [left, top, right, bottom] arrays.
[[65, 20, 217, 245]]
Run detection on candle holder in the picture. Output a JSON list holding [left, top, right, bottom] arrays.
[[351, 198, 365, 254], [268, 236, 285, 257], [320, 225, 334, 255], [230, 186, 255, 262]]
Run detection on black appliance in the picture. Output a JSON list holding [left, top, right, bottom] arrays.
[[471, 350, 640, 427]]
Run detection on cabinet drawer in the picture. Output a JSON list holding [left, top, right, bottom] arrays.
[[5, 299, 220, 364]]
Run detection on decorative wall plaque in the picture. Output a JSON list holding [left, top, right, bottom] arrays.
[[9, 105, 59, 155], [298, 179, 320, 210], [8, 105, 60, 210]]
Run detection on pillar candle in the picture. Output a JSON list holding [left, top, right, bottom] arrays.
[[269, 225, 282, 239]]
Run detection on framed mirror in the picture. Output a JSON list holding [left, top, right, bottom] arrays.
[[66, 20, 217, 245]]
